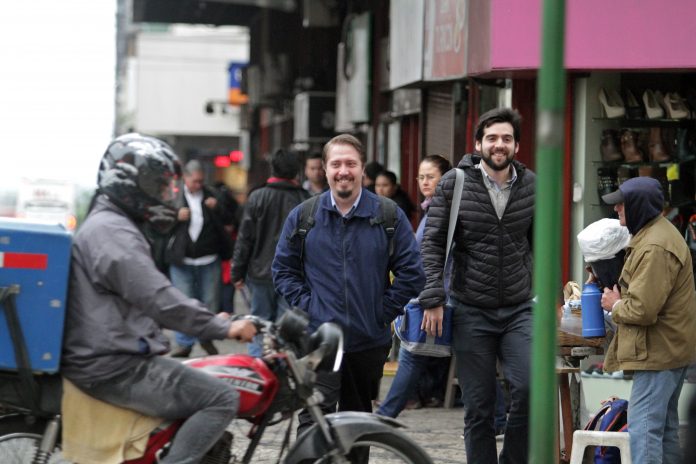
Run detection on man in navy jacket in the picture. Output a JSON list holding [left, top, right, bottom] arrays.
[[273, 134, 424, 444]]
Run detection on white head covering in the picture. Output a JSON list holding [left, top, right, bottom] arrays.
[[577, 218, 630, 262]]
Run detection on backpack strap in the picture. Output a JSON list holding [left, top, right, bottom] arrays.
[[293, 195, 398, 276], [290, 195, 321, 276], [584, 403, 611, 431], [370, 196, 397, 259]]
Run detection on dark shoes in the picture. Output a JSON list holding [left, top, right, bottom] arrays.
[[423, 397, 443, 408], [170, 345, 193, 358], [200, 340, 219, 355]]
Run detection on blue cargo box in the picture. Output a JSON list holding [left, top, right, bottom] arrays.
[[0, 218, 71, 373]]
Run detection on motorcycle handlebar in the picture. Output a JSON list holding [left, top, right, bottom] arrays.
[[231, 314, 270, 333]]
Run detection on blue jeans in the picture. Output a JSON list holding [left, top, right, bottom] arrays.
[[628, 367, 687, 464], [74, 356, 238, 464], [452, 298, 532, 464], [245, 277, 289, 357], [378, 348, 508, 426], [377, 347, 430, 417], [169, 259, 221, 348]]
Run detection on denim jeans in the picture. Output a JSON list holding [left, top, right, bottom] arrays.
[[245, 277, 289, 357], [74, 356, 238, 464], [376, 347, 430, 417], [451, 298, 532, 464], [169, 259, 220, 347], [628, 367, 687, 464], [377, 348, 508, 423]]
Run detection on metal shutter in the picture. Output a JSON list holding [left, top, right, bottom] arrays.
[[425, 85, 454, 158]]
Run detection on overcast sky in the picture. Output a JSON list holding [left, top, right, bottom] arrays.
[[0, 1, 116, 189]]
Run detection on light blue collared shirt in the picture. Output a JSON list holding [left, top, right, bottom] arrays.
[[330, 189, 363, 217]]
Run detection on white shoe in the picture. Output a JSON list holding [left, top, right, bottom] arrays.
[[598, 88, 626, 118]]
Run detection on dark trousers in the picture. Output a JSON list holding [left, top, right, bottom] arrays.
[[298, 344, 390, 461], [452, 298, 532, 464]]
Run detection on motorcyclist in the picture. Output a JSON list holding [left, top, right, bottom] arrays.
[[60, 133, 257, 464]]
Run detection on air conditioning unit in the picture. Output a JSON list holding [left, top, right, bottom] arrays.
[[294, 92, 336, 143], [302, 0, 338, 27]]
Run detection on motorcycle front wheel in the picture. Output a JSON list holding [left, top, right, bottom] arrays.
[[311, 431, 434, 464], [0, 432, 69, 464]]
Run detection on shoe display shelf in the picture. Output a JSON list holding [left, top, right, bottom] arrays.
[[593, 115, 696, 209]]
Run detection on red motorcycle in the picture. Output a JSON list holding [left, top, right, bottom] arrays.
[[0, 308, 433, 464]]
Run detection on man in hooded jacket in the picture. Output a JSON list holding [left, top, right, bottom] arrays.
[[601, 176, 696, 464]]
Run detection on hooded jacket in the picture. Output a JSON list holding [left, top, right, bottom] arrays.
[[61, 196, 231, 384], [418, 154, 535, 310], [604, 177, 696, 371], [272, 189, 425, 352]]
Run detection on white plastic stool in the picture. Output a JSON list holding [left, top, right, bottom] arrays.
[[569, 430, 631, 464]]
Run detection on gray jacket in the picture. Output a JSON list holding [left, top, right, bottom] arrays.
[[61, 196, 230, 384]]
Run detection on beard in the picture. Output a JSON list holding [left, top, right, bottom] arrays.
[[482, 149, 513, 171], [333, 175, 355, 199]]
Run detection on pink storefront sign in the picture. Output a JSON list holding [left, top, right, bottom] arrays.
[[469, 0, 696, 75], [424, 0, 468, 80]]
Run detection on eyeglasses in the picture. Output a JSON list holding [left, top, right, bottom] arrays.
[[417, 175, 438, 182]]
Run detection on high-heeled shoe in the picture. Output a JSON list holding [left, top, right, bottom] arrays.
[[600, 129, 623, 162], [662, 92, 690, 119], [643, 90, 665, 119], [624, 89, 645, 119], [598, 88, 625, 118], [621, 129, 645, 163], [677, 127, 696, 160], [648, 127, 672, 162], [617, 165, 637, 186]]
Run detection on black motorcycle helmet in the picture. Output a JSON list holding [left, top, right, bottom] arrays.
[[98, 133, 182, 233]]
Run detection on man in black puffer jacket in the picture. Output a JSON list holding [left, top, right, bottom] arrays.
[[232, 149, 310, 356], [419, 108, 535, 464]]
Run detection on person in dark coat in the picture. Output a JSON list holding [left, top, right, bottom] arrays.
[[375, 169, 416, 222], [363, 160, 384, 193], [419, 108, 535, 463], [273, 134, 424, 463], [232, 149, 309, 356], [167, 160, 234, 357]]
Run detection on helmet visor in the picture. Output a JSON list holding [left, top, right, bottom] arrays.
[[139, 165, 182, 208]]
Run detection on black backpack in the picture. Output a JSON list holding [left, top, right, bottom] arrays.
[[290, 195, 398, 275]]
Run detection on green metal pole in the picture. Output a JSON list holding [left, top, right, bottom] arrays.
[[530, 0, 566, 462]]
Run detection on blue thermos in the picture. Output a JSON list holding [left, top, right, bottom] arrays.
[[581, 282, 606, 338]]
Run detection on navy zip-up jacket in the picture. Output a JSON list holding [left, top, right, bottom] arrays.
[[272, 189, 425, 352]]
